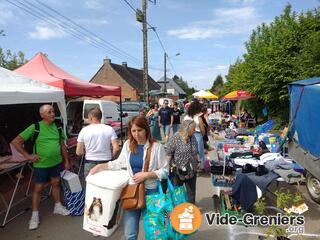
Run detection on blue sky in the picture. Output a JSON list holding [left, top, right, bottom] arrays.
[[0, 0, 319, 90]]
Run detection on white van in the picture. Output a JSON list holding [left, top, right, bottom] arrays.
[[66, 99, 128, 136]]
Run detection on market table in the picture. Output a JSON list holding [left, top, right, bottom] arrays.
[[0, 156, 32, 227]]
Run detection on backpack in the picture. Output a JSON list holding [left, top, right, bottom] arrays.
[[25, 122, 62, 154]]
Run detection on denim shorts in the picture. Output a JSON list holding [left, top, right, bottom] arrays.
[[34, 163, 61, 183], [162, 124, 170, 135]]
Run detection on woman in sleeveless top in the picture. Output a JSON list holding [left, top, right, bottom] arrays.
[[146, 103, 162, 141]]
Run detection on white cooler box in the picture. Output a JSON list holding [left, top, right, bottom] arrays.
[[83, 170, 129, 237]]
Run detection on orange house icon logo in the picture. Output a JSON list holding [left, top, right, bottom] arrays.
[[170, 203, 202, 234]]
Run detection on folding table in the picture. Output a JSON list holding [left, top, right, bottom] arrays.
[[0, 159, 32, 227]]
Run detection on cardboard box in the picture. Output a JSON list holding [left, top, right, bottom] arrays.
[[61, 170, 82, 193]]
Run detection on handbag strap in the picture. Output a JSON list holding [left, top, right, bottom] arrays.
[[143, 142, 153, 172]]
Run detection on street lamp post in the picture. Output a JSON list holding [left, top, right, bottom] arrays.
[[163, 52, 180, 93]]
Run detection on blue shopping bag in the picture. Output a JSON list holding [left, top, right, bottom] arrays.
[[63, 186, 85, 216], [167, 177, 188, 205], [166, 178, 190, 240], [143, 182, 173, 240]]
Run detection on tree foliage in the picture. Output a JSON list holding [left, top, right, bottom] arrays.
[[0, 48, 27, 70], [210, 74, 224, 96], [173, 74, 195, 97], [223, 5, 320, 125], [0, 30, 27, 70]]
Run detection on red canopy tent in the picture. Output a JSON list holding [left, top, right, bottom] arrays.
[[15, 52, 125, 143], [15, 52, 121, 97]]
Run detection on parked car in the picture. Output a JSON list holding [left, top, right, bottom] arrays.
[[120, 101, 149, 118]]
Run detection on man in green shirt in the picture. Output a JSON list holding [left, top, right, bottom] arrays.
[[11, 104, 71, 230]]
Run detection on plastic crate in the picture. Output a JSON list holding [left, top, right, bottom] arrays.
[[220, 192, 243, 220], [211, 175, 234, 187]]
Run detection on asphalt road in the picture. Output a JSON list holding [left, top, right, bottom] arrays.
[[1, 141, 320, 240]]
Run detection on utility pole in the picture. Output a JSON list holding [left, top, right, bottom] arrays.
[[142, 0, 149, 104], [164, 52, 167, 93]]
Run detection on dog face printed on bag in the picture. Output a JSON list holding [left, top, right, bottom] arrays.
[[88, 197, 103, 221]]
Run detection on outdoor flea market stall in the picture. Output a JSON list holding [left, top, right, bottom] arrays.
[[0, 66, 66, 226], [14, 52, 125, 139], [207, 113, 308, 220]]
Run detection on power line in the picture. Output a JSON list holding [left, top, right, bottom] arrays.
[[8, 0, 164, 72], [123, 0, 137, 13], [7, 0, 132, 62], [7, 0, 149, 67], [122, 0, 178, 76], [7, 0, 103, 52], [34, 0, 141, 64]]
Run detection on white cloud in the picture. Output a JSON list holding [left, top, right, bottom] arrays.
[[83, 0, 102, 9], [0, 9, 13, 25], [223, 0, 259, 5], [213, 43, 243, 49], [83, 0, 119, 13], [28, 25, 67, 40], [215, 65, 229, 70], [167, 6, 262, 40], [168, 27, 224, 40], [213, 6, 257, 20]]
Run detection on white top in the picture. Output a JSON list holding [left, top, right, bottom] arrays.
[[184, 115, 201, 132], [77, 124, 117, 161], [108, 140, 168, 189]]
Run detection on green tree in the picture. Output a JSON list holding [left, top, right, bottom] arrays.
[[1, 30, 27, 70], [173, 75, 195, 97], [223, 4, 320, 125], [210, 74, 224, 96], [0, 48, 27, 70]]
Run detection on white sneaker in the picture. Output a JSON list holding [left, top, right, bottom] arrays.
[[29, 215, 39, 230], [53, 205, 70, 216]]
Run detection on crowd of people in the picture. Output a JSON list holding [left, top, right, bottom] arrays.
[[6, 99, 255, 239]]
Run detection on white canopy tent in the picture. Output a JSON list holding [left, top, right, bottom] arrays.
[[0, 67, 67, 124], [192, 90, 218, 99]]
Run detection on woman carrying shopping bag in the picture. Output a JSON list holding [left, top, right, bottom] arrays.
[[90, 116, 168, 240], [166, 120, 200, 204]]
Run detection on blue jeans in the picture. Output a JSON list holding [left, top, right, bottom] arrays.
[[172, 124, 180, 135], [123, 188, 158, 240], [194, 132, 205, 169]]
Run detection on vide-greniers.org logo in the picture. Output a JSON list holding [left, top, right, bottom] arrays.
[[205, 213, 305, 227]]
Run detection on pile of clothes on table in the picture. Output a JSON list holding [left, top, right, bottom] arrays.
[[209, 126, 305, 212]]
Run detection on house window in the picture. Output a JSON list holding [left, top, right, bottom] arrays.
[[124, 98, 131, 102]]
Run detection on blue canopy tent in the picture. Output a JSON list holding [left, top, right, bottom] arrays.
[[288, 77, 320, 180]]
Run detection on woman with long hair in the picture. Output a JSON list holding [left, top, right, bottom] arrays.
[[146, 103, 161, 141], [166, 120, 200, 204], [90, 116, 167, 240]]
